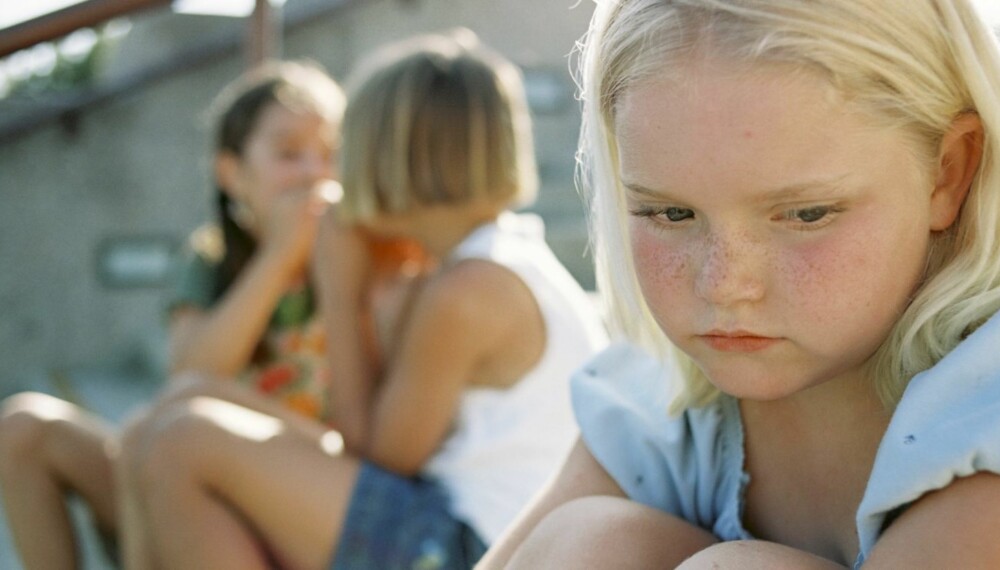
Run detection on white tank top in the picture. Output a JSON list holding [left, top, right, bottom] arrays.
[[422, 211, 609, 544]]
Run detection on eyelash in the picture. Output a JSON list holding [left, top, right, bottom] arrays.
[[628, 205, 694, 223], [628, 204, 846, 230], [772, 205, 846, 229]]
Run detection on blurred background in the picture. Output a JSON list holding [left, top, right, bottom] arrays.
[[0, 0, 595, 566]]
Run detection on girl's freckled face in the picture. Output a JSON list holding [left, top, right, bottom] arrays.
[[616, 61, 934, 400]]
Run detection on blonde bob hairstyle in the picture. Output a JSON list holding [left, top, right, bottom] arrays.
[[576, 0, 1000, 412], [339, 30, 537, 221]]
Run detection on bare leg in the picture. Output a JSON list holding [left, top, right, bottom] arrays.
[[153, 372, 330, 439], [127, 396, 359, 569], [0, 392, 118, 570], [507, 496, 718, 570], [117, 375, 333, 570], [117, 403, 164, 570]]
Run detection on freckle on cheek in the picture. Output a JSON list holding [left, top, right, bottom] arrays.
[[659, 257, 688, 282], [634, 245, 688, 284], [777, 250, 843, 325]]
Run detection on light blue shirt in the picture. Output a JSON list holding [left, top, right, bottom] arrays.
[[572, 310, 1000, 568]]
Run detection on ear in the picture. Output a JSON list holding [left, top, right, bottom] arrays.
[[929, 112, 983, 231], [214, 151, 242, 199]]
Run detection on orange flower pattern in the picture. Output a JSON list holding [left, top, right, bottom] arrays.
[[238, 287, 332, 423]]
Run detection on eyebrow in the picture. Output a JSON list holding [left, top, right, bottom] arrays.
[[622, 175, 852, 202]]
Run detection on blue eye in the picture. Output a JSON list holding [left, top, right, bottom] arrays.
[[774, 205, 846, 229], [663, 207, 695, 222], [793, 206, 831, 223], [628, 205, 696, 225]]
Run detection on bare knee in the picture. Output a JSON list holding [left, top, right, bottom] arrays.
[[0, 392, 72, 468], [129, 400, 222, 496], [676, 541, 753, 568], [676, 540, 845, 569], [119, 387, 219, 476], [509, 497, 643, 568], [510, 496, 716, 570]]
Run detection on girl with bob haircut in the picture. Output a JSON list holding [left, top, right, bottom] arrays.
[[116, 30, 607, 570], [480, 0, 1000, 568], [338, 28, 538, 223]]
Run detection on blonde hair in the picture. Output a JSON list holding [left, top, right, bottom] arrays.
[[577, 0, 1000, 411], [339, 29, 537, 221]]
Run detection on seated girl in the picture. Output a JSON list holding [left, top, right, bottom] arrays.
[[116, 29, 609, 570], [479, 0, 1000, 568], [0, 60, 358, 569]]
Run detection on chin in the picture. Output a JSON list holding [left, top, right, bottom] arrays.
[[720, 385, 800, 402], [702, 367, 807, 402]]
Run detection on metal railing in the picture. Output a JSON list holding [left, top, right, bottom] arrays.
[[0, 0, 355, 145]]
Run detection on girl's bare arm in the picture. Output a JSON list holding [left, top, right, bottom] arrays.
[[862, 472, 1000, 568], [169, 248, 301, 378], [677, 473, 1000, 569], [360, 259, 541, 474], [312, 211, 376, 450], [171, 190, 323, 378]]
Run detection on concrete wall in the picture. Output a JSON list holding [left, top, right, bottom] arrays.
[[0, 0, 596, 392]]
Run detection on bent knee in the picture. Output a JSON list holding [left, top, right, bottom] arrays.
[[535, 496, 658, 540], [511, 497, 642, 567], [679, 540, 751, 560], [0, 392, 74, 463], [677, 540, 844, 569], [512, 497, 716, 569], [130, 399, 230, 491]]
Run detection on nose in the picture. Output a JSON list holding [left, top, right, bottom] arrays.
[[693, 230, 766, 306], [302, 150, 334, 183]]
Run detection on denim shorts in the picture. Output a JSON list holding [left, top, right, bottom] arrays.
[[330, 462, 488, 570]]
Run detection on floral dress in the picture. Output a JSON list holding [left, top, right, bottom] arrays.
[[237, 284, 331, 421], [167, 227, 332, 423]]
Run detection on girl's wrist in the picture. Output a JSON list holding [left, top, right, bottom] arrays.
[[257, 242, 308, 281]]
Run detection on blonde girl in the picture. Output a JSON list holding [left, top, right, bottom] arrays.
[[480, 1, 1000, 568]]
